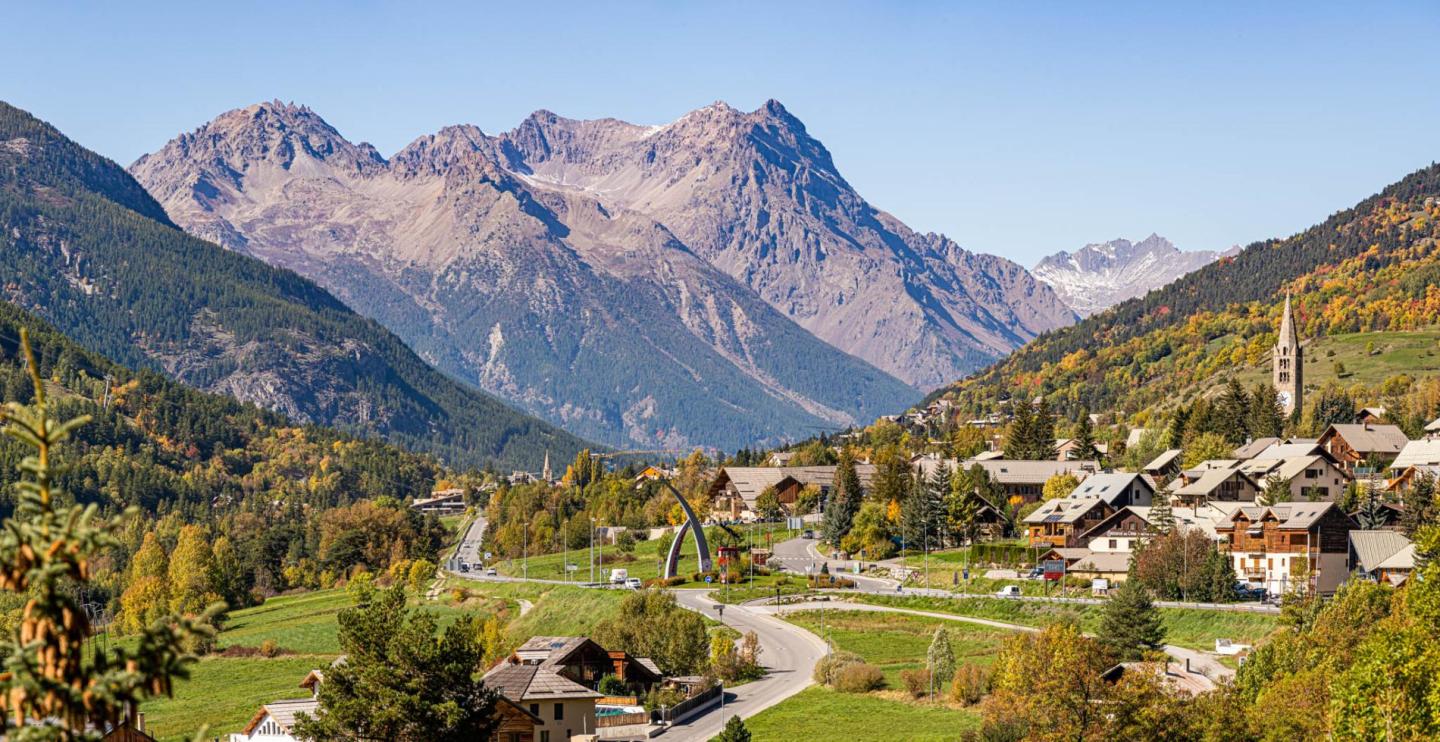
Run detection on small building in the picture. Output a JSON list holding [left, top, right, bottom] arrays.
[[1355, 407, 1388, 425], [1239, 455, 1349, 502], [481, 663, 601, 741], [1102, 661, 1216, 697], [411, 488, 467, 515], [1318, 423, 1409, 472], [1068, 551, 1131, 583], [1066, 472, 1154, 508], [1389, 438, 1440, 476], [962, 459, 1099, 503], [1079, 507, 1154, 554], [1348, 530, 1414, 586], [1024, 497, 1114, 549], [706, 465, 876, 519], [1170, 467, 1260, 506], [1142, 449, 1184, 481], [1217, 502, 1356, 597]]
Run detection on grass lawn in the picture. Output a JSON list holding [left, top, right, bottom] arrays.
[[848, 594, 1277, 651], [1231, 329, 1440, 392], [743, 685, 980, 742], [785, 610, 1008, 687], [143, 580, 627, 741], [493, 522, 799, 585]]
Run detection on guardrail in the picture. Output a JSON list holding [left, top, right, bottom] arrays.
[[658, 683, 722, 724]]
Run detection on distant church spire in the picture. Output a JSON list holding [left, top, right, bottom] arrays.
[[542, 450, 552, 482], [1273, 293, 1303, 416]]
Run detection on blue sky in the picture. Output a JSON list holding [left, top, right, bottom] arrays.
[[5, 1, 1436, 264]]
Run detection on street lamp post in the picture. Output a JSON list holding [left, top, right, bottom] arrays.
[[589, 518, 595, 584]]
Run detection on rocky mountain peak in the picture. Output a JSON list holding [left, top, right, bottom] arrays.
[[1033, 234, 1227, 316]]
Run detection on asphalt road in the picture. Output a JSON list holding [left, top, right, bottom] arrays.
[[455, 514, 487, 566], [665, 590, 828, 742]]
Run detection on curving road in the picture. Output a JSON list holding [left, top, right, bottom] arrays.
[[666, 590, 828, 741]]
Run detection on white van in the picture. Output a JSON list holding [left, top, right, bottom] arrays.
[[996, 585, 1022, 598], [609, 568, 629, 584]]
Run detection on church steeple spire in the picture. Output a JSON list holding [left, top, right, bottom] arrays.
[[1273, 293, 1303, 416], [542, 450, 552, 482]]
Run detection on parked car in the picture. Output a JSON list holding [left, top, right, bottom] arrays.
[[802, 529, 815, 539], [610, 568, 629, 584], [625, 577, 643, 590], [458, 563, 470, 573], [485, 566, 497, 576], [1234, 585, 1266, 601], [1025, 566, 1044, 580], [996, 585, 1022, 598]]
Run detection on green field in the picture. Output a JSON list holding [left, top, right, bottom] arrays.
[[847, 594, 1277, 651], [786, 610, 1008, 687], [743, 685, 980, 741], [1231, 329, 1440, 393], [492, 522, 798, 585], [142, 579, 628, 741]]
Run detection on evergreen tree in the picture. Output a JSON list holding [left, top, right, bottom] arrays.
[[716, 716, 752, 742], [1400, 471, 1436, 537], [1258, 475, 1291, 507], [1098, 579, 1166, 661], [293, 585, 499, 741], [923, 464, 951, 550], [1003, 401, 1036, 458], [1204, 547, 1238, 603], [1311, 385, 1357, 433], [1165, 405, 1190, 449], [1248, 382, 1286, 439], [1075, 409, 1101, 461], [1147, 494, 1175, 535], [823, 449, 862, 547], [900, 471, 928, 551], [1355, 491, 1389, 530], [1218, 379, 1252, 444], [1032, 399, 1059, 460]]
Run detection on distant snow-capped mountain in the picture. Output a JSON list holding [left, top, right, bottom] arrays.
[[1033, 234, 1236, 316]]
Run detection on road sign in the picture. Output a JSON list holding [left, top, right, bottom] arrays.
[[566, 564, 578, 572], [483, 551, 492, 559], [786, 517, 804, 530], [705, 575, 713, 584], [1042, 560, 1066, 581]]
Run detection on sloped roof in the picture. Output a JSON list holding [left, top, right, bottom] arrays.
[[242, 698, 320, 735], [1242, 455, 1335, 483], [1376, 543, 1416, 572], [1070, 551, 1131, 574], [482, 663, 601, 701], [1234, 501, 1340, 531], [1024, 497, 1107, 525], [1233, 438, 1282, 460], [1324, 424, 1409, 455], [1392, 439, 1440, 469], [1172, 467, 1254, 497], [710, 465, 879, 505], [1349, 530, 1412, 573], [1253, 442, 1328, 461], [964, 459, 1098, 485], [1068, 472, 1151, 505], [1142, 449, 1183, 473]]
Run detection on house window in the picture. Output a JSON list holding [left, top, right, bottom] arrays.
[[541, 733, 550, 742], [508, 734, 522, 742], [531, 703, 540, 717], [1108, 539, 1117, 549], [555, 703, 564, 721]]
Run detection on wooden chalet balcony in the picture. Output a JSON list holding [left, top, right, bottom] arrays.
[[1028, 533, 1069, 549]]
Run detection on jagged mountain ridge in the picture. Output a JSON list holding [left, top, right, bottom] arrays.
[[1032, 234, 1234, 316], [495, 102, 1077, 387], [132, 102, 921, 450], [0, 100, 586, 470]]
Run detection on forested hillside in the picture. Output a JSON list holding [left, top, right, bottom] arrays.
[[0, 298, 464, 622], [937, 163, 1440, 426], [0, 101, 588, 470]]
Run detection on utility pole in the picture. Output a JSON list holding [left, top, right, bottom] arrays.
[[522, 520, 528, 580], [589, 518, 595, 584]]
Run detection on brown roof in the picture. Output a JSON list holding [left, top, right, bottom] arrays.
[[482, 663, 601, 702], [1324, 424, 1409, 455], [965, 459, 1098, 485]]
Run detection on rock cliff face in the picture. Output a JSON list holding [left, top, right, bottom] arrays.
[[132, 100, 1075, 447], [0, 100, 587, 470], [1032, 234, 1232, 316]]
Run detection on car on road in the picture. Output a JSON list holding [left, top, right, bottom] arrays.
[[458, 563, 469, 573], [485, 566, 497, 576], [1025, 566, 1044, 580], [996, 585, 1022, 598], [625, 577, 643, 590], [609, 568, 629, 584], [1234, 585, 1266, 601], [802, 529, 815, 539]]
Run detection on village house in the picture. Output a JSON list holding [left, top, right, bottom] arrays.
[[1079, 506, 1153, 554], [706, 465, 877, 519], [1318, 423, 1409, 472], [1355, 406, 1388, 425], [1066, 471, 1154, 508], [1169, 466, 1260, 506], [1232, 437, 1282, 461], [1141, 449, 1184, 481], [410, 487, 467, 515], [1239, 455, 1350, 502], [480, 663, 602, 741], [1389, 438, 1440, 477], [1348, 530, 1416, 586], [963, 459, 1099, 503], [1024, 497, 1114, 549], [1217, 502, 1356, 596]]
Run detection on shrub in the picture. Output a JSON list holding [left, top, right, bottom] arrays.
[[949, 664, 990, 705], [450, 587, 471, 603], [834, 662, 885, 693], [900, 668, 932, 698], [259, 639, 282, 658], [812, 649, 864, 685], [597, 674, 628, 696]]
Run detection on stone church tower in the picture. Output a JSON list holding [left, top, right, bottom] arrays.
[[1273, 294, 1303, 415]]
